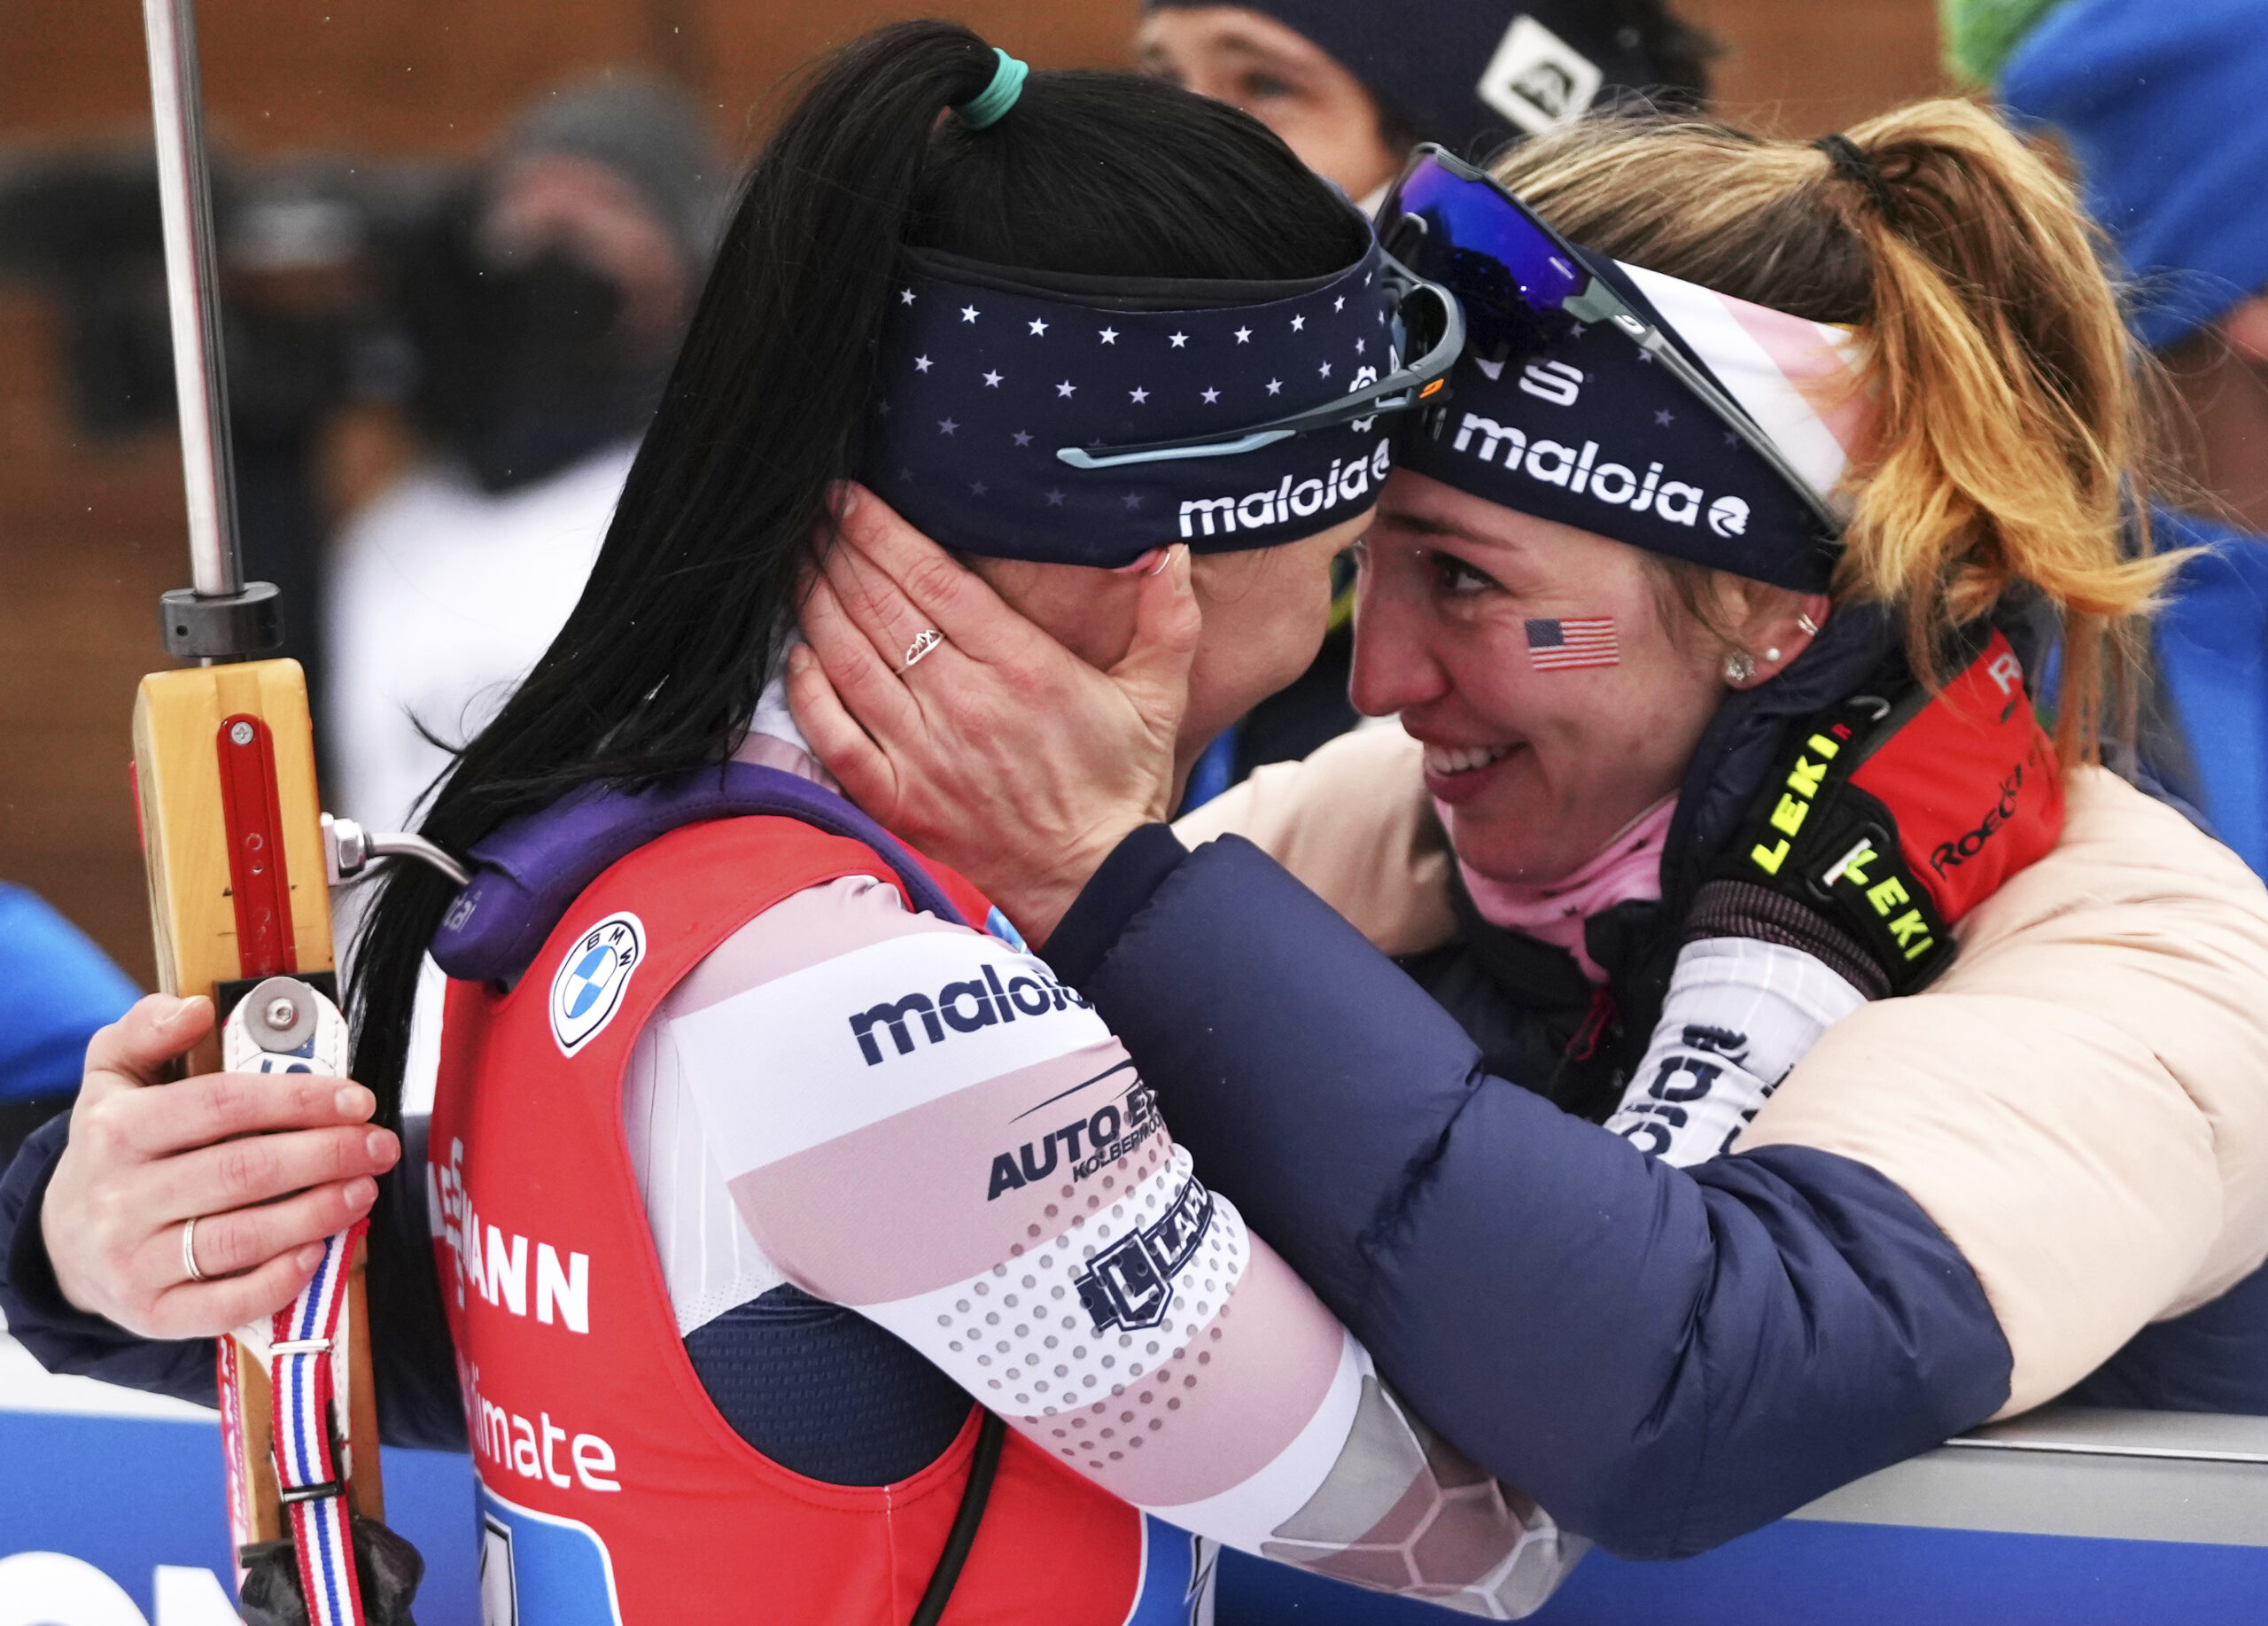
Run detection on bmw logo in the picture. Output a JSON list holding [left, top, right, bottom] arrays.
[[549, 911, 646, 1056]]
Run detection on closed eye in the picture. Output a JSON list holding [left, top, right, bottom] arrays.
[[1430, 551, 1501, 597]]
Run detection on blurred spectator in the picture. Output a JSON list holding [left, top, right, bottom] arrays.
[[325, 446, 633, 835], [1136, 1, 1716, 202], [324, 75, 719, 835], [411, 74, 717, 496], [1138, 2, 1717, 808], [0, 74, 716, 821], [1980, 0, 2268, 875], [0, 144, 431, 718], [0, 887, 136, 1165]]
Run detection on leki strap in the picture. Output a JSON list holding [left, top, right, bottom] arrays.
[[268, 1218, 369, 1626]]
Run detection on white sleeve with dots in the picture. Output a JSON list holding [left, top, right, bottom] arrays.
[[664, 875, 1586, 1617]]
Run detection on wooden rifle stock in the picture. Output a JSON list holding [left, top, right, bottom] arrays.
[[132, 665, 385, 1556], [132, 0, 386, 1604]]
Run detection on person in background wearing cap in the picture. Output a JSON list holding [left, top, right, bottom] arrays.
[[324, 73, 718, 836], [1138, 2, 1717, 808], [5, 26, 1596, 1621], [785, 93, 2268, 1573], [1138, 0, 1715, 204], [1972, 0, 2268, 891]]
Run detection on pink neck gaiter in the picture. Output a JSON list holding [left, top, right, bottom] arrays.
[[1447, 795, 1677, 984]]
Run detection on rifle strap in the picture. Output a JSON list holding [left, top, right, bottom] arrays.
[[267, 1218, 371, 1626], [220, 980, 372, 1626], [909, 1410, 1007, 1626]]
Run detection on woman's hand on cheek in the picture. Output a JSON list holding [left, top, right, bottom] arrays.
[[788, 484, 1200, 944]]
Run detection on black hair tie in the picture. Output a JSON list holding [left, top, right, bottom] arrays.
[[1814, 133, 1900, 227]]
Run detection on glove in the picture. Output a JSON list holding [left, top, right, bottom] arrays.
[[237, 1515, 424, 1626], [1715, 626, 2064, 998]]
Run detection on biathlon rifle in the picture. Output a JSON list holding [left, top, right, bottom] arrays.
[[130, 3, 452, 1619]]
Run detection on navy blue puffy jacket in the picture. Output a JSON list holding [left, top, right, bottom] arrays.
[[1044, 824, 2014, 1559]]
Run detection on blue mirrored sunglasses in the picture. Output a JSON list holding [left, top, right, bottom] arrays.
[[1379, 145, 1844, 538]]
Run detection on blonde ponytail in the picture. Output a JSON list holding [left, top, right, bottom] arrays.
[[1490, 99, 2181, 761]]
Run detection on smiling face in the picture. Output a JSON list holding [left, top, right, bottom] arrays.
[[1136, 7, 1407, 201], [1351, 471, 1741, 887]]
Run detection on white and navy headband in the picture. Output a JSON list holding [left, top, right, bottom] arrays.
[[1403, 255, 1871, 592], [858, 237, 1408, 568]]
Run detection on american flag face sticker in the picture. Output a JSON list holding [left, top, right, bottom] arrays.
[[1525, 617, 1619, 670]]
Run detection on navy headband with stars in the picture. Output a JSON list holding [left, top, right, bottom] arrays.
[[859, 238, 1402, 568]]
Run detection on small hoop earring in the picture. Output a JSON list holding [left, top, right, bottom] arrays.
[[1797, 612, 1821, 637], [1724, 650, 1756, 685]]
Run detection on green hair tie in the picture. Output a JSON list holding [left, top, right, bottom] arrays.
[[955, 47, 1029, 130]]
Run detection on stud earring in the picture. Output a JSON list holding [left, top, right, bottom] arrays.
[[1764, 647, 1783, 663], [1724, 650, 1757, 684], [1797, 612, 1821, 637]]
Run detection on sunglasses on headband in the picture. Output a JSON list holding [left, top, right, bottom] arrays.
[[1055, 256, 1465, 471], [1378, 145, 1845, 539]]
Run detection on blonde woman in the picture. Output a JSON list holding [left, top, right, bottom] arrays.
[[788, 99, 2268, 1560]]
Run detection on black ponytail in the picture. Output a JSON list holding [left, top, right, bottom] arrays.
[[346, 21, 1362, 1122]]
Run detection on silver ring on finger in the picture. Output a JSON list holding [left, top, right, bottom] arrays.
[[182, 1215, 209, 1284], [900, 627, 946, 673]]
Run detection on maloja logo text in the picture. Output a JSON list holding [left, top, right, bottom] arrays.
[[1179, 441, 1394, 538], [848, 961, 1086, 1065], [1442, 409, 1751, 539]]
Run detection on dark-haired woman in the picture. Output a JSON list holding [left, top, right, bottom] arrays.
[[4, 24, 1586, 1626]]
